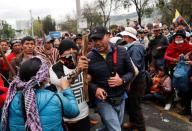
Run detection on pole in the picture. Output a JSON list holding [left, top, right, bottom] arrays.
[[30, 10, 34, 37], [76, 0, 81, 33], [183, 19, 191, 31], [82, 35, 89, 101], [38, 16, 46, 38]]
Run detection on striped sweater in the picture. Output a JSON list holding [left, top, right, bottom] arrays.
[[35, 46, 59, 68], [49, 63, 89, 122]]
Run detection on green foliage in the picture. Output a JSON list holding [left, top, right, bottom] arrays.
[[156, 0, 172, 25], [122, 0, 150, 25], [144, 7, 154, 18], [28, 20, 43, 37], [109, 24, 118, 30], [156, 0, 192, 25], [0, 21, 15, 39], [170, 0, 192, 21], [96, 0, 122, 27], [42, 15, 56, 35], [59, 16, 77, 33], [82, 3, 103, 29]]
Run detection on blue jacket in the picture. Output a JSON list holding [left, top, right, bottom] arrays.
[[6, 88, 79, 131], [88, 45, 135, 98], [124, 41, 146, 76]]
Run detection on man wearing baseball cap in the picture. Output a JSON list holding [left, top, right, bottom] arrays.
[[88, 26, 135, 131]]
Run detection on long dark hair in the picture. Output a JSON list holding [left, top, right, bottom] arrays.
[[19, 58, 42, 82]]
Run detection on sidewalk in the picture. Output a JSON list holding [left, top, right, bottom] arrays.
[[90, 102, 192, 131]]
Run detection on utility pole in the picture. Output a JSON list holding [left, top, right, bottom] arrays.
[[29, 10, 34, 37], [76, 0, 81, 18], [76, 0, 81, 33]]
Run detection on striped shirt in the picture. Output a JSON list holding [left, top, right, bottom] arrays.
[[49, 65, 89, 122]]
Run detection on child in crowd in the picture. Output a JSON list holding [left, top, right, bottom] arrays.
[[148, 64, 158, 78], [145, 64, 158, 94], [144, 67, 172, 110]]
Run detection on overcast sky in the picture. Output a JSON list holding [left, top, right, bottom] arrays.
[[0, 0, 132, 28]]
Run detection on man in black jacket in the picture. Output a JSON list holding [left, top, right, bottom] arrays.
[[88, 26, 135, 131], [148, 24, 168, 69]]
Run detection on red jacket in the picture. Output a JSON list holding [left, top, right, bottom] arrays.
[[164, 41, 192, 65], [2, 52, 17, 72], [0, 76, 8, 108]]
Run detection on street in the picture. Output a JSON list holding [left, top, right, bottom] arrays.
[[90, 103, 192, 131]]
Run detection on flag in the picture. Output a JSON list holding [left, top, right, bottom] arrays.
[[172, 9, 184, 23]]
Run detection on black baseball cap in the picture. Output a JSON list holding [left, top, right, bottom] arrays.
[[90, 26, 108, 40]]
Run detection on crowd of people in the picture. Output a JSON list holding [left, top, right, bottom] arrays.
[[0, 20, 191, 131]]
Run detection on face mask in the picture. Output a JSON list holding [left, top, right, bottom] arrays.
[[175, 40, 184, 44], [60, 54, 77, 69]]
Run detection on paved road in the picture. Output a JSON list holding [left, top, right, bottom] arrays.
[[90, 103, 192, 131]]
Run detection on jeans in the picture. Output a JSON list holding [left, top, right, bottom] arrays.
[[97, 100, 125, 131], [144, 93, 166, 104]]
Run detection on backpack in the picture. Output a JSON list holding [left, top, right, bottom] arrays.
[[173, 55, 191, 92]]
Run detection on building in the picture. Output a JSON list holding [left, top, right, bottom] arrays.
[[16, 20, 30, 30]]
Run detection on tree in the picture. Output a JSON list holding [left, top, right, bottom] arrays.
[[58, 15, 77, 33], [155, 0, 172, 25], [82, 3, 103, 29], [42, 15, 56, 35], [156, 0, 192, 25], [0, 20, 15, 39], [28, 19, 43, 37], [96, 0, 121, 27], [123, 0, 150, 25], [171, 0, 192, 21], [144, 7, 154, 18], [110, 24, 118, 30]]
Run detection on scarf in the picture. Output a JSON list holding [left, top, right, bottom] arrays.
[[36, 46, 59, 68], [1, 56, 49, 131], [59, 54, 77, 69]]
